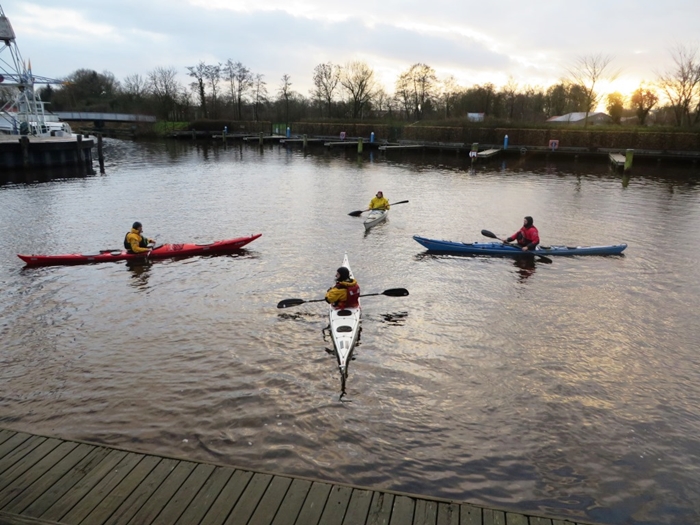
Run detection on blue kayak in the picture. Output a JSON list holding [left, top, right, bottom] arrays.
[[413, 235, 627, 256]]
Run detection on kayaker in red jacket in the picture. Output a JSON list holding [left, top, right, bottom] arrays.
[[325, 267, 360, 309], [505, 216, 540, 251], [124, 222, 154, 254]]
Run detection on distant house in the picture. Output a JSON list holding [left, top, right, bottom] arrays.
[[546, 112, 612, 125], [467, 113, 485, 123]]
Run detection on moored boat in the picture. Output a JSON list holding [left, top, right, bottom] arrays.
[[413, 235, 627, 256], [18, 233, 262, 266], [327, 252, 362, 397], [363, 208, 388, 231]]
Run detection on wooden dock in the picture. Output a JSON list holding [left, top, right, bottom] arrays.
[[0, 427, 599, 525], [477, 149, 502, 159], [608, 153, 625, 168]]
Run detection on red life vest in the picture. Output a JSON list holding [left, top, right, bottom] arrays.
[[343, 282, 360, 308]]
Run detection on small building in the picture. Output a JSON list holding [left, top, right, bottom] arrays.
[[467, 112, 485, 123], [546, 112, 612, 125]]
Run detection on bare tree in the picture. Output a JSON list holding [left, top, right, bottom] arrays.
[[310, 62, 340, 118], [656, 44, 700, 126], [186, 62, 208, 117], [502, 76, 519, 120], [278, 74, 293, 124], [223, 60, 254, 120], [394, 72, 413, 119], [403, 63, 437, 119], [630, 83, 659, 125], [440, 75, 460, 119], [340, 61, 378, 119], [252, 73, 268, 121], [567, 53, 619, 127], [148, 66, 181, 120], [204, 63, 221, 118]]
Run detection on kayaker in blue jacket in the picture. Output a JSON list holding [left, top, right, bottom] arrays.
[[325, 267, 360, 309], [505, 216, 540, 251], [368, 191, 390, 210], [124, 222, 154, 254]]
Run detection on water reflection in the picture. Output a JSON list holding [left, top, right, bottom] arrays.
[[513, 257, 537, 283], [125, 260, 152, 289]]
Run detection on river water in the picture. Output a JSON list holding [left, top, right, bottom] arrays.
[[2, 139, 700, 524]]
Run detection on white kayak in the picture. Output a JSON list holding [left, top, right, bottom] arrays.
[[328, 252, 362, 397], [363, 208, 388, 231]]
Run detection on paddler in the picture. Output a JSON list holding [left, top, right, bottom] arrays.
[[368, 190, 390, 211], [325, 267, 360, 309], [505, 216, 540, 251], [124, 221, 155, 253]]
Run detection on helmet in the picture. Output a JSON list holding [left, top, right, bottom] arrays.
[[132, 221, 142, 229]]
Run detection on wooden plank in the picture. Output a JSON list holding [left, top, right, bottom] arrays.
[[505, 513, 529, 525], [483, 508, 506, 525], [0, 436, 44, 475], [87, 456, 175, 525], [530, 517, 553, 525], [414, 499, 438, 525], [436, 502, 459, 525], [38, 449, 129, 522], [0, 440, 67, 494], [60, 454, 157, 524], [21, 446, 113, 519], [151, 463, 215, 525], [270, 478, 312, 525], [293, 481, 332, 525], [0, 430, 14, 446], [318, 485, 352, 524], [224, 473, 273, 525], [174, 467, 234, 525], [199, 469, 253, 525], [2, 443, 93, 513], [124, 460, 196, 525], [389, 495, 414, 525], [0, 510, 62, 524], [459, 503, 481, 525], [367, 492, 394, 525], [0, 440, 78, 508], [247, 476, 293, 525], [342, 489, 372, 525]]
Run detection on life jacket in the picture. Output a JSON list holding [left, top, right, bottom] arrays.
[[124, 231, 149, 252], [340, 281, 360, 308]]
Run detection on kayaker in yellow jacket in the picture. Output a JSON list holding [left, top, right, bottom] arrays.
[[368, 191, 390, 210], [124, 222, 154, 254], [325, 267, 360, 309]]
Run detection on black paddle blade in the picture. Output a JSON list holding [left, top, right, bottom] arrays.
[[348, 209, 366, 217], [382, 288, 409, 297], [481, 229, 498, 239], [536, 255, 553, 264], [277, 298, 306, 308]]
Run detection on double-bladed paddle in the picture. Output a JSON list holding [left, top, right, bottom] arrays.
[[348, 200, 410, 217], [277, 287, 409, 308], [481, 229, 553, 264]]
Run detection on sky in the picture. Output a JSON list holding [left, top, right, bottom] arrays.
[[1, 0, 699, 101]]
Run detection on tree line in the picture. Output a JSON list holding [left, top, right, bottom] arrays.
[[4, 44, 698, 128]]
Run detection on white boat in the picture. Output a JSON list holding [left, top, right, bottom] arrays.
[[327, 252, 362, 398], [363, 208, 389, 231]]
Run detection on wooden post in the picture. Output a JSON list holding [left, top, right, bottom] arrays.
[[303, 134, 308, 148], [191, 129, 196, 140], [470, 142, 478, 164], [259, 132, 264, 146], [20, 136, 30, 169], [624, 149, 634, 173], [358, 137, 363, 153], [76, 134, 85, 171], [97, 134, 105, 173]]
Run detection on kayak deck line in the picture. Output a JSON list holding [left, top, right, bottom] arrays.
[[0, 426, 605, 525]]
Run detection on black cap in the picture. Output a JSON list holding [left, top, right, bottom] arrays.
[[132, 221, 142, 229], [524, 216, 534, 227], [336, 267, 350, 281]]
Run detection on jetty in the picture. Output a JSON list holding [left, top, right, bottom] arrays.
[[0, 134, 95, 172], [0, 427, 596, 525]]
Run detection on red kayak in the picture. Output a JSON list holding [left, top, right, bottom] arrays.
[[18, 233, 262, 266]]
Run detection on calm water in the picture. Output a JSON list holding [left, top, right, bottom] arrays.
[[2, 139, 700, 524]]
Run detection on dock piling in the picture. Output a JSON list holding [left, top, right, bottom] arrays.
[[624, 149, 634, 173], [259, 132, 264, 147], [303, 134, 308, 148], [470, 143, 478, 164], [358, 137, 363, 153], [20, 136, 30, 169], [97, 134, 105, 173]]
